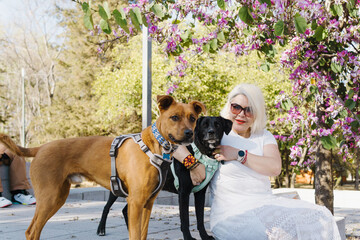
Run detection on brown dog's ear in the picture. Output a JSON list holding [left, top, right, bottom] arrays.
[[221, 117, 233, 135], [157, 95, 175, 112], [190, 101, 206, 116]]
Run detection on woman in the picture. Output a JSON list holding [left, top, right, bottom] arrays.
[[174, 84, 340, 239]]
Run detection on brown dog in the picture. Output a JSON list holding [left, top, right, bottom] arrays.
[[0, 95, 205, 240]]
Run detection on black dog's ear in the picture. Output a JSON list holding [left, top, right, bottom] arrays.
[[221, 117, 233, 135], [194, 116, 205, 134], [157, 95, 175, 113]]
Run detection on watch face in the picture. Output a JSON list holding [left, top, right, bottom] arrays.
[[238, 150, 245, 157]]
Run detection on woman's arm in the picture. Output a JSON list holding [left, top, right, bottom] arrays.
[[173, 145, 206, 185], [215, 144, 282, 177]]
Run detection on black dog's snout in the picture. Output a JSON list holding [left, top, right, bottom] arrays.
[[208, 128, 215, 134], [184, 129, 193, 139]]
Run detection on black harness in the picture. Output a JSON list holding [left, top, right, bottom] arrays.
[[109, 133, 174, 198]]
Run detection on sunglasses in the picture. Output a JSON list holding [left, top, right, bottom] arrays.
[[230, 103, 253, 117]]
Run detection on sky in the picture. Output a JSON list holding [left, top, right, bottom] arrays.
[[0, 0, 75, 44]]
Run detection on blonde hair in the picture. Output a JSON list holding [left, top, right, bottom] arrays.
[[220, 84, 267, 134]]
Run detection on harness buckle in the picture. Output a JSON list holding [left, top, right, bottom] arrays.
[[110, 176, 119, 191], [140, 144, 149, 153]]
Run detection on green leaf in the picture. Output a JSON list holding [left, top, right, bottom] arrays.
[[142, 14, 148, 27], [321, 135, 337, 150], [238, 6, 253, 25], [217, 0, 226, 10], [100, 19, 111, 34], [203, 43, 210, 53], [294, 13, 307, 34], [331, 61, 342, 73], [119, 8, 126, 19], [281, 99, 294, 110], [345, 99, 356, 110], [350, 120, 359, 131], [132, 7, 143, 25], [314, 26, 325, 41], [339, 110, 348, 118], [259, 0, 271, 5], [113, 9, 129, 33], [180, 30, 190, 41], [310, 85, 318, 94], [103, 2, 111, 19], [151, 4, 164, 18], [130, 9, 141, 31], [260, 62, 270, 72], [311, 20, 318, 30], [82, 2, 89, 12], [274, 20, 284, 36], [333, 4, 343, 16], [83, 11, 94, 30], [348, 89, 354, 99], [210, 39, 218, 51], [217, 31, 225, 42], [99, 5, 109, 21]]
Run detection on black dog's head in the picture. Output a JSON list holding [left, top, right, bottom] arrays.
[[194, 116, 232, 157]]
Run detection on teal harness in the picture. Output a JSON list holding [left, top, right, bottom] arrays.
[[170, 143, 219, 193]]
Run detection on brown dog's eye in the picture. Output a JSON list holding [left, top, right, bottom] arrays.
[[189, 116, 196, 122], [171, 115, 179, 121]]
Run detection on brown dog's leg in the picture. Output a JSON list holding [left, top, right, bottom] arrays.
[[140, 195, 158, 240], [127, 197, 145, 240], [25, 182, 70, 240]]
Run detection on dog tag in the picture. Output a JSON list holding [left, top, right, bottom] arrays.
[[162, 153, 170, 161]]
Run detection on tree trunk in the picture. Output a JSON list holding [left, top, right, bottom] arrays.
[[290, 172, 296, 188], [315, 142, 334, 214], [355, 149, 359, 190]]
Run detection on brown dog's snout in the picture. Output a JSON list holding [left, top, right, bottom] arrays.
[[184, 129, 193, 139]]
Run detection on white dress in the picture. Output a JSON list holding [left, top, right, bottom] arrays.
[[209, 130, 341, 240]]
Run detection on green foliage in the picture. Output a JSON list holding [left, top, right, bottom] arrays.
[[93, 35, 291, 125], [239, 6, 254, 25], [294, 13, 307, 34]]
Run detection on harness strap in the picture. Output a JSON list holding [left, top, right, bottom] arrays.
[[171, 143, 219, 193], [110, 134, 173, 199], [110, 134, 137, 198]]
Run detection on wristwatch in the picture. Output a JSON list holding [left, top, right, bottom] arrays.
[[237, 149, 247, 164]]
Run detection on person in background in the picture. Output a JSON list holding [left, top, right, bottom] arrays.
[[0, 142, 36, 208], [174, 83, 340, 239]]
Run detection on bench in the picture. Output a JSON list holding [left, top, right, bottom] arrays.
[[0, 162, 34, 200]]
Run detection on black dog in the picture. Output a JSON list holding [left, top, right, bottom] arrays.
[[0, 152, 12, 166], [97, 116, 232, 240]]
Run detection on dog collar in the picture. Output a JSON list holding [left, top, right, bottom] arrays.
[[152, 122, 173, 156]]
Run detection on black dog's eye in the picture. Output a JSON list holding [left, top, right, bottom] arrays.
[[214, 122, 220, 128], [170, 115, 179, 121]]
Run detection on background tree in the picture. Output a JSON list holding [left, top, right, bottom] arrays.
[[80, 0, 360, 213]]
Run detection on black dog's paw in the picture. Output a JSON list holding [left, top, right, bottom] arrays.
[[96, 228, 106, 236], [200, 233, 215, 240]]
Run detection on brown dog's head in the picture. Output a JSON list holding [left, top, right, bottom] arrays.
[[156, 95, 206, 145]]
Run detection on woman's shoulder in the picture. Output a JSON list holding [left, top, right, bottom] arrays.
[[251, 129, 277, 144]]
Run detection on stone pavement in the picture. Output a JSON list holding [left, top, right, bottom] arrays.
[[0, 199, 209, 240], [0, 187, 359, 240]]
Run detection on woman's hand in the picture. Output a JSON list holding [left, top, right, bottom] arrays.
[[190, 163, 205, 185], [173, 145, 206, 185], [214, 145, 238, 162]]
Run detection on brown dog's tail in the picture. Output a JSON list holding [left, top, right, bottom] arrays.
[[0, 134, 39, 157]]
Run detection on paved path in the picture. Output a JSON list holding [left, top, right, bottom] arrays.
[[1, 187, 359, 240], [0, 200, 210, 240]]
